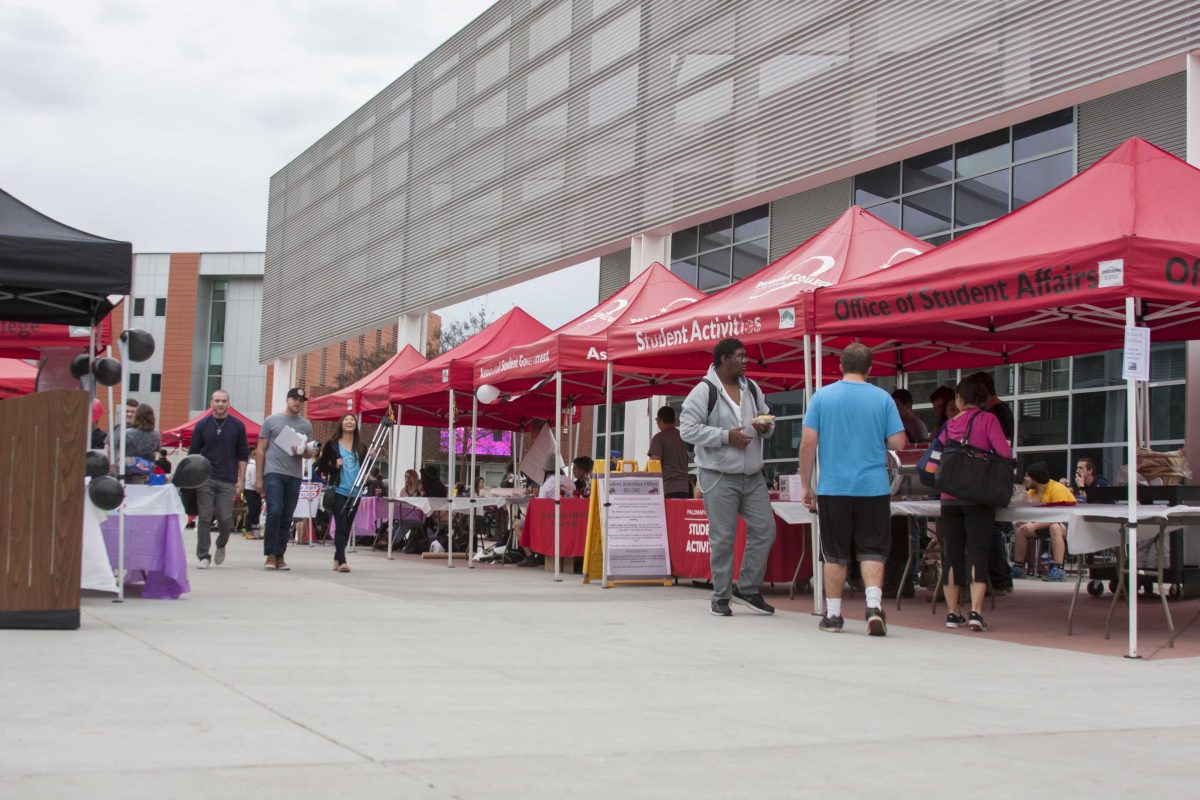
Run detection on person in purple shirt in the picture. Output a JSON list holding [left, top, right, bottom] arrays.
[[934, 377, 1013, 632]]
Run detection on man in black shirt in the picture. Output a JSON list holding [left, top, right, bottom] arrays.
[[188, 389, 249, 568]]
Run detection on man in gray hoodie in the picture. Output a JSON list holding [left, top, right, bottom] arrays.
[[679, 338, 776, 617]]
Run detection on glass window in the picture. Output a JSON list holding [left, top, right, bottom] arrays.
[[956, 129, 1010, 178], [763, 388, 805, 420], [902, 146, 953, 192], [927, 233, 952, 245], [1150, 341, 1186, 381], [761, 418, 803, 462], [954, 168, 1009, 228], [154, 298, 167, 317], [698, 217, 732, 251], [697, 249, 731, 290], [670, 257, 698, 286], [905, 370, 959, 409], [1073, 390, 1126, 443], [132, 298, 145, 317], [128, 373, 140, 392], [901, 186, 951, 237], [1013, 108, 1074, 161], [1020, 358, 1069, 393], [1017, 397, 1068, 447], [150, 373, 162, 393], [1016, 451, 1068, 484], [1149, 384, 1185, 441], [865, 200, 899, 228], [671, 228, 697, 258], [733, 205, 769, 241], [732, 240, 769, 280], [1013, 152, 1073, 209], [1073, 349, 1123, 388], [206, 374, 222, 400], [209, 303, 226, 343], [212, 280, 228, 302], [854, 163, 900, 205], [208, 343, 224, 367]]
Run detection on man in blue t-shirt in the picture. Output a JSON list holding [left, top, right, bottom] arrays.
[[798, 343, 906, 636]]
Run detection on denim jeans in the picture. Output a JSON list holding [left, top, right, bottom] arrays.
[[263, 473, 302, 558]]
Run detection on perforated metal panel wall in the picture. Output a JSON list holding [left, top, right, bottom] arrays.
[[768, 179, 852, 261], [1077, 72, 1187, 170], [262, 0, 1200, 361], [598, 248, 631, 301]]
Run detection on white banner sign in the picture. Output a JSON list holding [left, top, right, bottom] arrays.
[[1122, 326, 1150, 382], [605, 474, 671, 579]]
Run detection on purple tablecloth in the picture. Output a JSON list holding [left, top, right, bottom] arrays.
[[100, 513, 190, 599]]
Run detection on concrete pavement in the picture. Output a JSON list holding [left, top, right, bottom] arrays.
[[2, 533, 1198, 798]]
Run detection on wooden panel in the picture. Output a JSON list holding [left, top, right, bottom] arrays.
[[0, 389, 85, 628]]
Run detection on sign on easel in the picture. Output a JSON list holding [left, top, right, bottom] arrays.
[[604, 473, 671, 584]]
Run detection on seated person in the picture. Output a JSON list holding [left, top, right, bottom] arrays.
[[891, 388, 929, 445], [572, 455, 594, 498], [1072, 456, 1110, 502], [539, 453, 575, 498], [1011, 461, 1076, 582]]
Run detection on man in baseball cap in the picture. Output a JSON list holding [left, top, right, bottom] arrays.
[[253, 386, 315, 570]]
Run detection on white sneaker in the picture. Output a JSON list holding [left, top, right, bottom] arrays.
[[214, 547, 225, 566], [197, 558, 210, 570]]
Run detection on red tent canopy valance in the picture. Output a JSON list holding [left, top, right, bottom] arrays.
[[0, 357, 37, 399], [161, 406, 261, 449]]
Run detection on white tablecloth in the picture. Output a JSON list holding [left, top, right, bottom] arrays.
[[770, 500, 1200, 555], [393, 496, 525, 514]]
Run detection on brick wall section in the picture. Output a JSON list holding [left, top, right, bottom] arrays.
[[159, 253, 199, 431], [263, 362, 274, 416]]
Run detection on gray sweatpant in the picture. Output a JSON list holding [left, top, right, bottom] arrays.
[[699, 468, 776, 600], [196, 478, 235, 560]]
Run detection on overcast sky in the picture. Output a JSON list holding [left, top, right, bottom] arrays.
[[0, 0, 598, 329]]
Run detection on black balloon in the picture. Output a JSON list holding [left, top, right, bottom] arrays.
[[86, 451, 111, 479], [91, 357, 122, 387], [70, 353, 92, 379], [88, 476, 124, 510], [120, 328, 155, 362], [172, 454, 212, 489]]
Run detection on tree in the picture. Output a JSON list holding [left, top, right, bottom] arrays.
[[334, 346, 393, 389], [429, 301, 494, 356]]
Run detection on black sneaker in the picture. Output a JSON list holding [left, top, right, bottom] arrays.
[[731, 587, 775, 615], [866, 606, 888, 636], [710, 599, 732, 617], [817, 615, 844, 633], [968, 611, 988, 632], [945, 612, 967, 628]]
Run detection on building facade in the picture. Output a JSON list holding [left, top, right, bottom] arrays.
[[264, 1, 1200, 479]]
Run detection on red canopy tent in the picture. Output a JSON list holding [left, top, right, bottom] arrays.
[[309, 344, 427, 421], [0, 317, 112, 358], [813, 138, 1200, 658], [816, 138, 1200, 353], [161, 406, 261, 449], [0, 357, 37, 398], [473, 262, 706, 407], [606, 208, 934, 385]]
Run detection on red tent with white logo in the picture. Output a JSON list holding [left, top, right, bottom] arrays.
[[309, 344, 427, 421], [161, 406, 261, 449], [0, 357, 37, 398], [813, 138, 1200, 658], [0, 317, 112, 358], [606, 208, 933, 384], [473, 262, 706, 407]]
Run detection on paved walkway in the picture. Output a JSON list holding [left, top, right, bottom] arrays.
[[3, 534, 1198, 798]]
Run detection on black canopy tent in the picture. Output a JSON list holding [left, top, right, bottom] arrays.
[[0, 188, 131, 325]]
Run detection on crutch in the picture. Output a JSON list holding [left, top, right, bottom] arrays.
[[346, 414, 394, 552]]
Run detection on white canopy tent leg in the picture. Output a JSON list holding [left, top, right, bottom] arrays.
[[387, 404, 402, 560], [554, 370, 563, 582], [603, 362, 613, 587], [116, 335, 129, 604], [811, 334, 824, 617], [1125, 297, 1140, 659], [468, 394, 478, 569], [447, 389, 455, 569]]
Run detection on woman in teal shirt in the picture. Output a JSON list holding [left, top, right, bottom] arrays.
[[316, 414, 368, 572]]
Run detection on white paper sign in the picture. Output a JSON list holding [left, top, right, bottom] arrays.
[[1098, 259, 1125, 288], [605, 474, 671, 579], [1122, 326, 1150, 382], [272, 423, 308, 456]]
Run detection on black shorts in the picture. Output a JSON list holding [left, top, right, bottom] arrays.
[[817, 495, 891, 566]]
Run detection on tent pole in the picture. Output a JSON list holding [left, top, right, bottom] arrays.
[[387, 404, 402, 560], [603, 362, 613, 587], [105, 344, 115, 464], [469, 394, 478, 569], [447, 389, 455, 569], [1125, 297, 1140, 659], [811, 334, 824, 616], [116, 335, 128, 604], [554, 370, 563, 582]]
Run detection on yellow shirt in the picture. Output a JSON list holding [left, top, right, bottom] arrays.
[[1028, 479, 1077, 505]]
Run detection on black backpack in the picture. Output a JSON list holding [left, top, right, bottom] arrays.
[[703, 378, 761, 420]]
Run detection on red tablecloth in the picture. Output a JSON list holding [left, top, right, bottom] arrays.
[[522, 498, 811, 584]]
